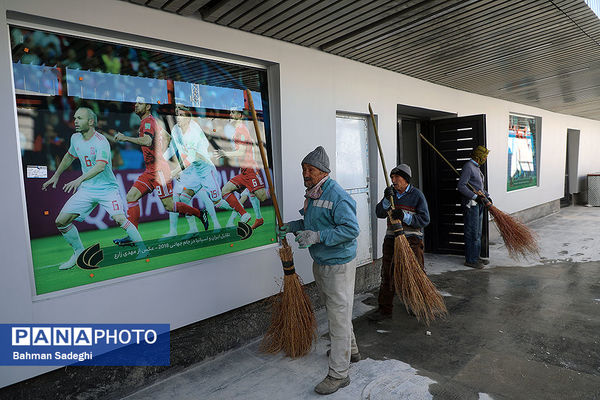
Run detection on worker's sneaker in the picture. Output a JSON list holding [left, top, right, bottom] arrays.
[[367, 310, 392, 322], [251, 218, 264, 229], [326, 349, 361, 363], [479, 258, 490, 265], [314, 375, 350, 395], [464, 261, 484, 269]]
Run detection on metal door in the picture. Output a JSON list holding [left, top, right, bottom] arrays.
[[336, 114, 372, 266], [421, 115, 488, 257]]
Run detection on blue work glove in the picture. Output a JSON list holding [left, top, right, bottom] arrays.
[[277, 224, 291, 239], [295, 230, 320, 248]]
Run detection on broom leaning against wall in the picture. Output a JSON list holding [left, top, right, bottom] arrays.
[[277, 146, 362, 396]]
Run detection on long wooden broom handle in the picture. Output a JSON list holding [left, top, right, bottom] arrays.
[[419, 133, 461, 177], [419, 133, 490, 204], [368, 104, 395, 208], [245, 89, 285, 229]]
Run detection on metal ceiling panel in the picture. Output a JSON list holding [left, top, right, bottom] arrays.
[[146, 0, 171, 8], [296, 1, 405, 48], [121, 0, 600, 119], [211, 0, 264, 25], [201, 0, 246, 22], [177, 0, 212, 15], [162, 0, 192, 12]]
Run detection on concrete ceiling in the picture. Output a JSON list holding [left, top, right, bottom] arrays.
[[126, 0, 600, 120]]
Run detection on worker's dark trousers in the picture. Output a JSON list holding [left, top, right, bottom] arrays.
[[377, 235, 425, 314], [464, 203, 485, 264]]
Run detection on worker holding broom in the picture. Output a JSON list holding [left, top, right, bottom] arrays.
[[278, 146, 361, 395], [458, 145, 491, 269], [368, 164, 430, 322]]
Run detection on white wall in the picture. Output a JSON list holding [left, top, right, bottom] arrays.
[[1, 0, 599, 387]]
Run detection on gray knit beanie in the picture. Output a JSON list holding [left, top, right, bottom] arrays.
[[390, 163, 411, 182], [302, 146, 330, 173]]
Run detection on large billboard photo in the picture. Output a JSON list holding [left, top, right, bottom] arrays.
[[11, 26, 276, 295]]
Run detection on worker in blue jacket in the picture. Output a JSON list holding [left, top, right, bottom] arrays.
[[278, 146, 360, 395], [369, 164, 430, 322]]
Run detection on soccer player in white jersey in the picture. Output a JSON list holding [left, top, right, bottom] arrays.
[[162, 104, 223, 236], [42, 107, 148, 270]]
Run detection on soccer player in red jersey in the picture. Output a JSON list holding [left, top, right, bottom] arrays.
[[216, 107, 268, 229], [113, 97, 208, 246]]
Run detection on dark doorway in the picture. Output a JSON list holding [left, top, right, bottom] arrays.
[[397, 105, 488, 258], [396, 104, 456, 189], [561, 138, 572, 208], [420, 115, 488, 257], [561, 129, 580, 207]]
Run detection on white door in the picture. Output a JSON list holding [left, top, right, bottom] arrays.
[[336, 114, 372, 266]]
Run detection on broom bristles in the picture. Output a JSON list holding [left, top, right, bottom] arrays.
[[488, 205, 539, 259], [391, 224, 447, 325], [260, 243, 317, 358]]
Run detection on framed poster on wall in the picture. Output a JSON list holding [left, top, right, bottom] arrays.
[[10, 26, 277, 295], [507, 113, 539, 191]]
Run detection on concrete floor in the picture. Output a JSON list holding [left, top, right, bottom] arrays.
[[124, 206, 600, 400]]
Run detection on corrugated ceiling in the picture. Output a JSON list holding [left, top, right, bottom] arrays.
[[125, 0, 600, 120]]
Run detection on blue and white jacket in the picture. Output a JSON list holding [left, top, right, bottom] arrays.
[[457, 159, 489, 207], [375, 184, 430, 239], [288, 178, 360, 265]]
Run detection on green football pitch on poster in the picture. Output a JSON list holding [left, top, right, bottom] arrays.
[[31, 207, 277, 295]]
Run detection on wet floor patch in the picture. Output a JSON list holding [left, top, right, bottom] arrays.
[[354, 261, 600, 399]]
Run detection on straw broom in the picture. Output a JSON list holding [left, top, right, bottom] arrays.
[[368, 104, 447, 324], [245, 90, 317, 357], [419, 133, 539, 259]]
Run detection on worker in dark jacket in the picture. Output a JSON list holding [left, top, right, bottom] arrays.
[[368, 164, 430, 321], [457, 145, 491, 269]]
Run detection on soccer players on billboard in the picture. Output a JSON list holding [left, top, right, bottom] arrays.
[[113, 97, 209, 246], [216, 107, 268, 230], [42, 108, 148, 269], [12, 26, 276, 295], [162, 103, 224, 236]]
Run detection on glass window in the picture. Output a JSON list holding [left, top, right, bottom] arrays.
[[10, 26, 275, 295], [335, 115, 368, 190], [507, 113, 539, 191]]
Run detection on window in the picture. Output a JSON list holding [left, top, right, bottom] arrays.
[[10, 26, 275, 295], [507, 113, 539, 191]]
